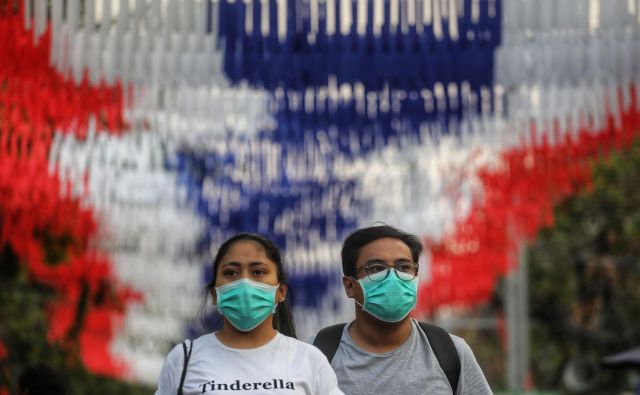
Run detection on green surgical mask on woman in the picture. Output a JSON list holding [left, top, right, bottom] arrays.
[[215, 278, 279, 332]]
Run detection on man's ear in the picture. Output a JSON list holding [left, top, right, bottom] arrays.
[[277, 284, 288, 303], [342, 276, 356, 298]]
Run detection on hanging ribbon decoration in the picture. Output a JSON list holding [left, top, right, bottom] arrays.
[[1, 0, 639, 386], [420, 83, 640, 312], [0, 2, 139, 379], [416, 0, 640, 313]]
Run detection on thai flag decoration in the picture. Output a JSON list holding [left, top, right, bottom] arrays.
[[0, 0, 638, 386]]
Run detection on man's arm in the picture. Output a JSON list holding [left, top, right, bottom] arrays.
[[451, 336, 493, 395]]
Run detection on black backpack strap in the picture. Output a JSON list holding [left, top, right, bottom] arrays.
[[177, 340, 193, 395], [312, 323, 347, 363], [418, 322, 461, 393]]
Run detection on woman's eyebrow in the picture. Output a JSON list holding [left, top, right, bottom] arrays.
[[220, 262, 241, 268], [220, 261, 268, 267]]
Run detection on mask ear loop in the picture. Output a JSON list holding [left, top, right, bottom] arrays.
[[271, 283, 282, 314], [349, 276, 367, 310]]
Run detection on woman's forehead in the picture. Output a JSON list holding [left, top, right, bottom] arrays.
[[221, 240, 271, 262]]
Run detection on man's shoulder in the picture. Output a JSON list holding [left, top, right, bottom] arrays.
[[448, 333, 473, 354], [413, 320, 471, 354], [448, 334, 467, 345]]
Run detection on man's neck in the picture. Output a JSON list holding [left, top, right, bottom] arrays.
[[348, 315, 413, 353]]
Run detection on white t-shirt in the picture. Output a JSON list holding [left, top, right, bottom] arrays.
[[155, 332, 344, 395]]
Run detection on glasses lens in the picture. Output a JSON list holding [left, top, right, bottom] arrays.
[[366, 263, 388, 274], [394, 262, 417, 281], [366, 268, 390, 282], [395, 270, 416, 281]]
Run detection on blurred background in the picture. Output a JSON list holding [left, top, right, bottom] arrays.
[[0, 0, 639, 393]]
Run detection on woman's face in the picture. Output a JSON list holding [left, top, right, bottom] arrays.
[[213, 240, 286, 301]]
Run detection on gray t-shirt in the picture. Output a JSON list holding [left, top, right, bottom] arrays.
[[330, 320, 493, 395]]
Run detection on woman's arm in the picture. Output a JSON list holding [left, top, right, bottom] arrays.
[[154, 343, 184, 395]]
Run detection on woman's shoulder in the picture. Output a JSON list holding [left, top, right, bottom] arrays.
[[166, 333, 215, 359]]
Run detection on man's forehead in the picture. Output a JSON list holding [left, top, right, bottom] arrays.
[[357, 237, 413, 261]]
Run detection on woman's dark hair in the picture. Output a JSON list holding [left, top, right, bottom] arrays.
[[341, 225, 423, 278], [205, 233, 297, 338]]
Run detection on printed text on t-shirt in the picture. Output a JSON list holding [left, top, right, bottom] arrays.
[[198, 379, 295, 393]]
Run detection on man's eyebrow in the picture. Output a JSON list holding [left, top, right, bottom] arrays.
[[364, 258, 413, 264]]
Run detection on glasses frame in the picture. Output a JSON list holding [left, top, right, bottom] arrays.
[[356, 262, 419, 282]]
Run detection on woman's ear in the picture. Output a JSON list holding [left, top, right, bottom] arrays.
[[276, 284, 288, 303], [277, 284, 288, 303]]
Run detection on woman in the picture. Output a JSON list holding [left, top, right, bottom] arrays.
[[155, 233, 343, 395]]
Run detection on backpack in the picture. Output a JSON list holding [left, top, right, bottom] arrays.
[[312, 322, 461, 392], [178, 340, 193, 395]]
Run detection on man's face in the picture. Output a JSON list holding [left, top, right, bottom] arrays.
[[343, 237, 414, 304]]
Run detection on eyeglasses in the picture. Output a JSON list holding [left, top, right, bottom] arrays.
[[356, 262, 419, 282]]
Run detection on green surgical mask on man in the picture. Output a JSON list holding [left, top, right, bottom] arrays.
[[354, 269, 418, 322]]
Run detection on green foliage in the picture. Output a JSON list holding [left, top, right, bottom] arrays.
[[0, 244, 152, 394], [528, 145, 640, 392]]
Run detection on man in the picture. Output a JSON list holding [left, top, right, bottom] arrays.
[[312, 225, 492, 394]]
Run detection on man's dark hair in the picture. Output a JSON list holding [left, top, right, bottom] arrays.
[[18, 363, 67, 395], [341, 225, 423, 277]]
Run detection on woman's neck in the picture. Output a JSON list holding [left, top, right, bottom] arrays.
[[215, 319, 278, 349]]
